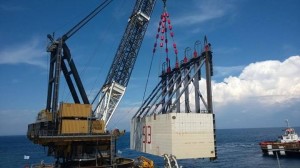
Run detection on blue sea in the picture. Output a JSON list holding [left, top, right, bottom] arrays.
[[1, 127, 299, 168]]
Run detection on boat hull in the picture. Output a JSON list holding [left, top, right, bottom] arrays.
[[260, 141, 300, 157]]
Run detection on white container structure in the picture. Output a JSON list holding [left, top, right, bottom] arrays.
[[131, 38, 217, 160], [131, 113, 215, 159]]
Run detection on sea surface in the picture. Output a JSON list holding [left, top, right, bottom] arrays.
[[0, 127, 299, 168]]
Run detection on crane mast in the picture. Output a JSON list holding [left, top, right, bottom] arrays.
[[94, 0, 156, 128], [45, 0, 112, 124]]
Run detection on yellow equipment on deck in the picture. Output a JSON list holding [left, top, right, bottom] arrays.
[[136, 156, 154, 168]]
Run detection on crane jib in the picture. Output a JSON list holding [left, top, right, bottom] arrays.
[[94, 0, 157, 128]]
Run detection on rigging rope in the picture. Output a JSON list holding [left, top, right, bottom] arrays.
[[61, 1, 126, 103], [141, 48, 155, 104], [141, 0, 179, 104]]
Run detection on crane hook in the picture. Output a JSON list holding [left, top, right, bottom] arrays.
[[162, 0, 167, 10]]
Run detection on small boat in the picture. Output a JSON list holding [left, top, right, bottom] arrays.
[[259, 120, 300, 157]]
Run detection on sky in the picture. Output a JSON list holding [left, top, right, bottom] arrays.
[[0, 0, 299, 135]]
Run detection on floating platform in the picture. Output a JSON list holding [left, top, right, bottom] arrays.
[[260, 141, 300, 157], [259, 121, 300, 157]]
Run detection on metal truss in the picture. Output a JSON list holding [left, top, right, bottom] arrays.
[[93, 0, 157, 128], [133, 37, 214, 118], [95, 82, 126, 127]]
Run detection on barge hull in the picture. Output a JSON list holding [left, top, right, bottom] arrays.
[[260, 141, 300, 157]]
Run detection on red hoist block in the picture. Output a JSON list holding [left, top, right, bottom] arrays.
[[193, 51, 197, 58], [174, 49, 178, 55], [165, 12, 169, 17], [175, 61, 179, 68], [167, 66, 171, 73], [205, 45, 210, 51], [173, 43, 177, 48], [170, 32, 174, 37], [184, 56, 188, 63]]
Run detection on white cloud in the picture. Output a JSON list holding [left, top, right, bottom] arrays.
[[0, 38, 47, 68], [144, 0, 236, 38], [213, 56, 300, 106], [176, 55, 300, 128], [172, 0, 235, 26]]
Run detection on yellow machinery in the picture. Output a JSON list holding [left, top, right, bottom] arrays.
[[136, 156, 154, 168], [58, 103, 104, 134], [28, 103, 105, 137], [27, 103, 132, 167]]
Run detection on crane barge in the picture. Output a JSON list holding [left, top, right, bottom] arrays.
[[27, 0, 156, 167], [26, 0, 217, 167]]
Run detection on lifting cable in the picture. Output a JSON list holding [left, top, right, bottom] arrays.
[[60, 0, 120, 103], [86, 0, 127, 101], [141, 0, 178, 104], [141, 41, 156, 104], [44, 0, 113, 103]]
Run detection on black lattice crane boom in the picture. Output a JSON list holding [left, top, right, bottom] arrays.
[[93, 0, 156, 128]]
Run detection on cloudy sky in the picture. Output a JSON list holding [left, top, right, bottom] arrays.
[[0, 0, 299, 135]]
